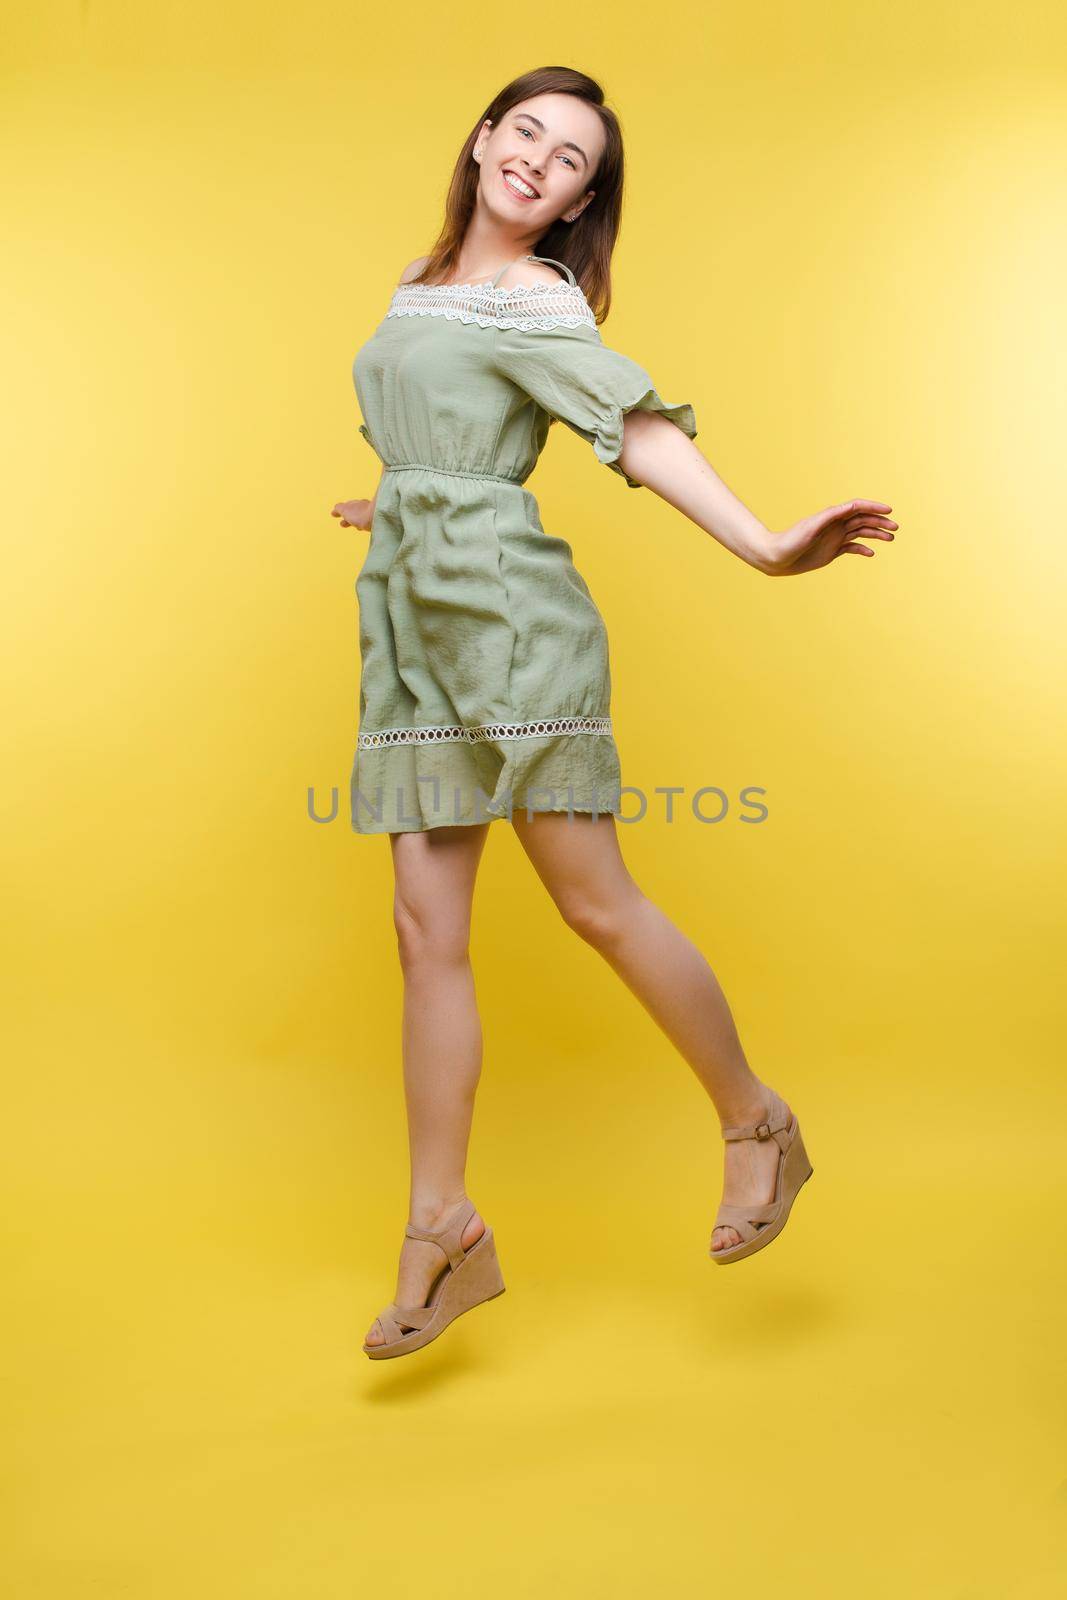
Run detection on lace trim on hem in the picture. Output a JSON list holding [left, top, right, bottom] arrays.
[[358, 716, 613, 750], [386, 281, 597, 331]]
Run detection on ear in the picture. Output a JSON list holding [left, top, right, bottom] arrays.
[[473, 119, 493, 162], [564, 192, 595, 223]]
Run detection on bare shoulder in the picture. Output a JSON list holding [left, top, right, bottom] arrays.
[[495, 259, 573, 290], [397, 254, 432, 285]]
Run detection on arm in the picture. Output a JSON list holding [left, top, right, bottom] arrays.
[[617, 411, 897, 576], [332, 463, 385, 531], [334, 255, 431, 531]]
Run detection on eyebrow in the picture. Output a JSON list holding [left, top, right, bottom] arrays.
[[513, 113, 589, 169]]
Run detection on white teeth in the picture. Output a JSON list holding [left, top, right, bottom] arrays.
[[503, 171, 537, 198]]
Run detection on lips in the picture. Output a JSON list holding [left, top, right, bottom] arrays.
[[501, 168, 540, 199]]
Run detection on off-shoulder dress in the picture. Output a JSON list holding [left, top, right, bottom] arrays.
[[349, 252, 697, 834]]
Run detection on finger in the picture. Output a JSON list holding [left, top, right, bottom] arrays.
[[815, 500, 863, 532], [829, 499, 894, 524], [837, 542, 874, 556], [845, 513, 897, 531], [843, 518, 895, 540]]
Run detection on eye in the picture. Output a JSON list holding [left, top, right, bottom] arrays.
[[515, 123, 577, 170]]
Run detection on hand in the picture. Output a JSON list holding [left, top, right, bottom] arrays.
[[331, 497, 376, 532], [762, 500, 898, 576]]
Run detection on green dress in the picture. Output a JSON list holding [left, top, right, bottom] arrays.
[[349, 252, 698, 834]]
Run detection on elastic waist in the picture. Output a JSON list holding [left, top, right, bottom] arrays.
[[383, 462, 526, 487]]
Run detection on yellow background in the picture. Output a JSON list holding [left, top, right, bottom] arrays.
[[4, 3, 1066, 1594]]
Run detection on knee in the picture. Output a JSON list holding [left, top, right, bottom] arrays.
[[556, 891, 637, 951], [393, 894, 470, 969]]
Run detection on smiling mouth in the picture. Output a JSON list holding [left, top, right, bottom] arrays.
[[501, 169, 539, 200]]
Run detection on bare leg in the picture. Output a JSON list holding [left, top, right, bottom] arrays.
[[365, 821, 492, 1346], [510, 809, 787, 1253]]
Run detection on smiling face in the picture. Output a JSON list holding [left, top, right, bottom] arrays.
[[473, 93, 604, 229]]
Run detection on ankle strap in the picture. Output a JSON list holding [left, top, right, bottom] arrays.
[[721, 1091, 790, 1143], [404, 1199, 477, 1269]]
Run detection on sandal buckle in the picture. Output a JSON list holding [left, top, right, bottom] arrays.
[[754, 1121, 771, 1140]]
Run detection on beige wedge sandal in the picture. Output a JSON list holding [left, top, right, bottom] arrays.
[[709, 1088, 813, 1265], [363, 1199, 506, 1360]]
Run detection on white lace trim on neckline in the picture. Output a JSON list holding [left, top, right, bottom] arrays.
[[358, 715, 613, 749], [386, 280, 597, 331]]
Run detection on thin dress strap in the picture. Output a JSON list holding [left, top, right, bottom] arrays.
[[489, 252, 578, 288], [489, 255, 524, 288], [523, 253, 577, 287]]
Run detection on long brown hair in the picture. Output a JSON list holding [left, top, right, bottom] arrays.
[[410, 66, 625, 326]]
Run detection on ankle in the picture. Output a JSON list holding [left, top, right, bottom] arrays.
[[716, 1078, 773, 1131], [407, 1191, 471, 1231]]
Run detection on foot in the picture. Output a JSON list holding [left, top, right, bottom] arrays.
[[364, 1199, 486, 1346], [710, 1089, 791, 1254]]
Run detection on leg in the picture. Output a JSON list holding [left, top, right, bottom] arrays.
[[365, 820, 492, 1347], [510, 809, 787, 1253]]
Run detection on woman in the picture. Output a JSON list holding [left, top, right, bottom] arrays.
[[332, 66, 897, 1360]]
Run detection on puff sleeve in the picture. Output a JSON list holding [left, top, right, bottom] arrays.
[[491, 319, 698, 488]]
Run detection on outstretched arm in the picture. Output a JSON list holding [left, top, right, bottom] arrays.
[[617, 410, 897, 576]]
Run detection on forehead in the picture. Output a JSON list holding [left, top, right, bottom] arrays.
[[505, 93, 605, 163]]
